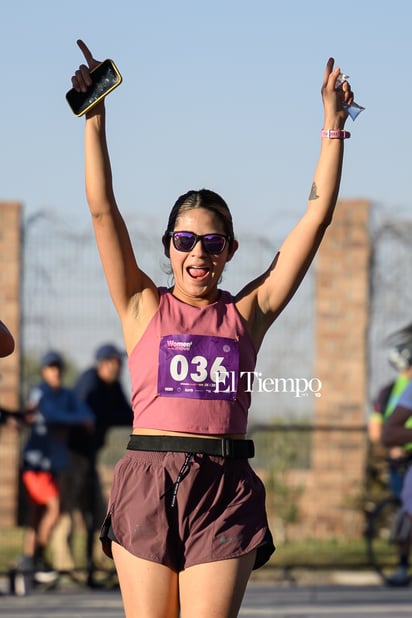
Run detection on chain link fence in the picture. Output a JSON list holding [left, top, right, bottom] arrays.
[[22, 208, 412, 420]]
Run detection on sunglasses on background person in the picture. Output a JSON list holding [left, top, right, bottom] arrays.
[[168, 231, 230, 255]]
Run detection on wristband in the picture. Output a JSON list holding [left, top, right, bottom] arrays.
[[321, 129, 351, 139]]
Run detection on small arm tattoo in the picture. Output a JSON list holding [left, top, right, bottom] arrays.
[[309, 182, 319, 200]]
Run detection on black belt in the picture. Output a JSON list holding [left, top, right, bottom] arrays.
[[127, 434, 254, 459]]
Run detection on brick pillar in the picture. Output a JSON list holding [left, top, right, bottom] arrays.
[[315, 199, 371, 424], [0, 202, 22, 526], [310, 199, 371, 537], [286, 199, 371, 541]]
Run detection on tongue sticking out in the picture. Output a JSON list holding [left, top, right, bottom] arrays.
[[188, 267, 208, 279]]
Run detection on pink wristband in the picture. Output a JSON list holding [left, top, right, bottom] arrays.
[[321, 129, 351, 139]]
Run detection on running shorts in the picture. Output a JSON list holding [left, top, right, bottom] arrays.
[[100, 449, 275, 572], [22, 470, 59, 505]]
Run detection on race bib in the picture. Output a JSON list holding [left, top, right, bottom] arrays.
[[158, 334, 239, 400]]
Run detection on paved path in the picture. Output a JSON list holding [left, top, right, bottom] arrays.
[[0, 581, 411, 617]]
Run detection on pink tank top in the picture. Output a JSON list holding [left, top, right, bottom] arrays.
[[128, 288, 257, 435]]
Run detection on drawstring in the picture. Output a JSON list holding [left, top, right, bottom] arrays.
[[161, 453, 193, 508]]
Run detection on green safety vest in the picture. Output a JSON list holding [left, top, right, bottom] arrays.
[[384, 374, 412, 450]]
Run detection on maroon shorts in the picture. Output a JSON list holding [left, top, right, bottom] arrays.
[[100, 449, 275, 572]]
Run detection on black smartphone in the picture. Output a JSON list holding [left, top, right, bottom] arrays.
[[66, 58, 122, 117]]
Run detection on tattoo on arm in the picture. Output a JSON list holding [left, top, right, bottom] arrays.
[[309, 182, 319, 201]]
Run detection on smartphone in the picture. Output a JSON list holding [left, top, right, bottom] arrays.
[[66, 58, 123, 117]]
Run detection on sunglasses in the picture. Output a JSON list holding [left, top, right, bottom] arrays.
[[168, 231, 230, 254]]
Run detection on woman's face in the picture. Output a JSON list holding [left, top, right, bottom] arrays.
[[42, 364, 63, 389], [169, 207, 237, 305]]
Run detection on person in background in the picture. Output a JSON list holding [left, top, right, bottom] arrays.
[[0, 320, 15, 357], [53, 342, 132, 587], [19, 350, 94, 586], [69, 38, 355, 617], [382, 376, 412, 586], [369, 341, 412, 498]]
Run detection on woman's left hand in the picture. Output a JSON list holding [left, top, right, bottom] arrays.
[[321, 57, 354, 126]]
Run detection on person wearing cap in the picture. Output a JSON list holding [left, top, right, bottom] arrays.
[[73, 343, 131, 454], [383, 373, 412, 587], [369, 340, 412, 586], [18, 350, 95, 587], [369, 342, 412, 496], [55, 343, 132, 586]]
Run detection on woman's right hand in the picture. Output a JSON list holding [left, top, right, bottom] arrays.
[[70, 39, 101, 94]]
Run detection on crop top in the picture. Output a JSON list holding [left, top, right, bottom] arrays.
[[128, 287, 257, 435]]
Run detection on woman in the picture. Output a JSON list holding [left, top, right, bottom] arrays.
[[70, 40, 354, 618]]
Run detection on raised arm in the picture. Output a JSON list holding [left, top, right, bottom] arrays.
[[71, 41, 158, 351], [236, 58, 354, 350], [382, 405, 412, 448]]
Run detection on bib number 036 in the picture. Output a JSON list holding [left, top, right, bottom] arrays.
[[158, 334, 240, 400], [169, 354, 227, 383]]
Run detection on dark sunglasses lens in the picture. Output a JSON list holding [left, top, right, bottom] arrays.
[[173, 232, 196, 252], [203, 235, 227, 253]]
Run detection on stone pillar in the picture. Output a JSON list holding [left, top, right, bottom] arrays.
[[311, 199, 371, 537], [286, 199, 371, 540], [315, 199, 371, 424], [0, 202, 22, 526]]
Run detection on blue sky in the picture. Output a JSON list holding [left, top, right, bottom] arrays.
[[2, 0, 411, 239]]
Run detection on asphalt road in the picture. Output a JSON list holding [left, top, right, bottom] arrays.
[[0, 580, 411, 617]]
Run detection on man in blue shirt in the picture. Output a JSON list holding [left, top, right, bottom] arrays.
[[60, 343, 132, 587]]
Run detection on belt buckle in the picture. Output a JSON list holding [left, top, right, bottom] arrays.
[[221, 438, 234, 458]]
